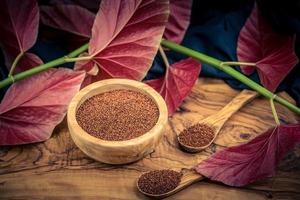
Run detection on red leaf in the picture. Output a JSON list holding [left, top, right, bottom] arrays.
[[75, 0, 169, 83], [237, 5, 298, 92], [15, 53, 43, 73], [0, 0, 39, 68], [145, 58, 201, 115], [195, 124, 300, 186], [163, 0, 193, 44], [49, 0, 101, 12], [0, 68, 85, 145], [40, 5, 95, 38]]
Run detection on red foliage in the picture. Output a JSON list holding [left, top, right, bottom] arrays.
[[195, 124, 300, 186], [75, 0, 169, 84], [40, 4, 95, 39], [0, 0, 42, 72], [237, 5, 298, 92], [145, 58, 201, 115], [0, 69, 85, 145], [164, 0, 193, 44]]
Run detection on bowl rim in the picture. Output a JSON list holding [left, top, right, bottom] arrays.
[[67, 78, 168, 148]]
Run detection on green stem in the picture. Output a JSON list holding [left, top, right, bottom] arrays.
[[161, 39, 300, 115], [158, 45, 170, 68], [270, 97, 280, 125], [220, 61, 256, 67], [0, 43, 89, 88], [64, 56, 91, 62], [9, 51, 24, 76]]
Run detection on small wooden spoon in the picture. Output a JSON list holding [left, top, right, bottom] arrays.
[[137, 169, 204, 199], [178, 89, 258, 153]]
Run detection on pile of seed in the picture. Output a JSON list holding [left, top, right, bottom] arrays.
[[76, 89, 159, 141], [137, 170, 182, 195], [178, 123, 215, 147]]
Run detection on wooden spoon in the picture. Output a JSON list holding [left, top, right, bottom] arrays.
[[178, 89, 258, 153], [137, 169, 204, 199]]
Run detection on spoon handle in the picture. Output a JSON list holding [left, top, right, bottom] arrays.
[[202, 89, 258, 130], [179, 169, 204, 187]]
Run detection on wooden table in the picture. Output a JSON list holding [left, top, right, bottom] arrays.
[[1, 78, 300, 199]]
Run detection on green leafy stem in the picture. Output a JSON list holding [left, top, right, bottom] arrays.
[[0, 43, 89, 87], [1, 40, 300, 116]]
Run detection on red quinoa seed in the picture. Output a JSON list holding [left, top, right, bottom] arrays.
[[76, 89, 159, 141], [137, 170, 182, 195], [178, 123, 215, 147]]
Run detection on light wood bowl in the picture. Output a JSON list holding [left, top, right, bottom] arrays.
[[67, 78, 168, 164]]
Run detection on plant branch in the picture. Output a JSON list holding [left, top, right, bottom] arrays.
[[9, 51, 24, 76], [0, 43, 89, 89], [161, 39, 300, 115], [270, 97, 280, 125], [158, 45, 170, 68]]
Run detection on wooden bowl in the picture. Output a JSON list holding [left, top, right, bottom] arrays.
[[67, 78, 168, 164]]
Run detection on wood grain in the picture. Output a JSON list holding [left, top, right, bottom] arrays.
[[0, 78, 299, 199]]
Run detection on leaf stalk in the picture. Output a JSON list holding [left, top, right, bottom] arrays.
[[64, 55, 91, 62], [9, 51, 24, 76], [158, 45, 170, 68], [270, 96, 280, 125], [220, 61, 256, 67]]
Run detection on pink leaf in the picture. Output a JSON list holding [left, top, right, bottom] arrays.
[[49, 0, 101, 12], [14, 53, 43, 73], [0, 68, 85, 145], [195, 124, 300, 186], [76, 0, 169, 83], [163, 0, 193, 44], [237, 5, 298, 92], [145, 58, 201, 115], [0, 0, 39, 68], [40, 5, 95, 38]]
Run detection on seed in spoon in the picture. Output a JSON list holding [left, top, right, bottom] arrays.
[[137, 170, 182, 195], [178, 123, 214, 147]]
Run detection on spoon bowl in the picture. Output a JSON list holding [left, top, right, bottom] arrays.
[[137, 169, 203, 199], [178, 90, 258, 153], [178, 123, 217, 153]]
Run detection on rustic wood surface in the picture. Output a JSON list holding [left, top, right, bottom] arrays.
[[0, 78, 299, 200]]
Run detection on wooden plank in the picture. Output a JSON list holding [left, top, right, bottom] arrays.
[[0, 78, 299, 199]]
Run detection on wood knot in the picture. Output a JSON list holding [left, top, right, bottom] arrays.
[[240, 133, 251, 140]]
